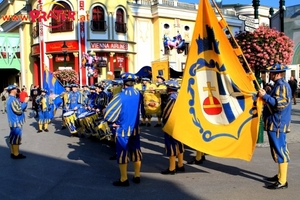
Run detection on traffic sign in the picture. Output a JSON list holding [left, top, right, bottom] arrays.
[[238, 15, 259, 23], [245, 21, 259, 29], [245, 26, 255, 33]]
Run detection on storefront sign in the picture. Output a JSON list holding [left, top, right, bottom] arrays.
[[90, 42, 128, 50], [98, 56, 107, 67], [55, 55, 70, 62], [46, 40, 79, 53], [116, 55, 125, 68]]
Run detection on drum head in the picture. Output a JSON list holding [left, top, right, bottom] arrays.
[[86, 111, 96, 117], [63, 111, 74, 117], [78, 112, 89, 119]]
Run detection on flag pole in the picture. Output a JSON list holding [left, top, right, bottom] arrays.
[[210, 0, 261, 90], [211, 0, 264, 144]]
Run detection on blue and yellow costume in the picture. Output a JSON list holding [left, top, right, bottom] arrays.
[[86, 85, 97, 110], [104, 72, 142, 186], [6, 85, 28, 159], [61, 84, 71, 129], [67, 84, 85, 117], [82, 85, 90, 107], [95, 85, 108, 115], [260, 64, 292, 189], [137, 77, 154, 126], [161, 80, 185, 175], [35, 89, 53, 132], [155, 75, 167, 127], [66, 84, 86, 136]]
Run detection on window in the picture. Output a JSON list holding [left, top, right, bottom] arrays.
[[164, 23, 170, 29], [91, 6, 107, 31], [49, 1, 74, 33], [184, 43, 189, 55], [115, 8, 127, 33], [184, 25, 190, 31]]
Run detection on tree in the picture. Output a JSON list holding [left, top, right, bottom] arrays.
[[234, 25, 294, 72]]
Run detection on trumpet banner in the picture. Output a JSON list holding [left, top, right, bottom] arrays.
[[162, 0, 263, 161], [144, 92, 161, 115]]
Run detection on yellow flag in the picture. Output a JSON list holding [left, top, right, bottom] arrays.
[[162, 0, 263, 161]]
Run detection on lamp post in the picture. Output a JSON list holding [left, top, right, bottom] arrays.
[[61, 41, 68, 68], [279, 0, 285, 32], [252, 0, 264, 144], [252, 0, 260, 19], [269, 7, 274, 28]]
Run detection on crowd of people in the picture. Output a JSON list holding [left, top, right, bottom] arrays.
[[3, 65, 293, 189]]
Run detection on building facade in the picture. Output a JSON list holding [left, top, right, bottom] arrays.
[[0, 0, 298, 90]]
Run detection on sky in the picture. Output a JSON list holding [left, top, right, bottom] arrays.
[[181, 0, 299, 8]]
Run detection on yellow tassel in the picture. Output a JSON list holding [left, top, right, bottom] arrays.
[[169, 156, 176, 171], [279, 163, 288, 184], [12, 145, 19, 156], [134, 161, 141, 178], [41, 97, 47, 110], [39, 124, 43, 131], [44, 123, 48, 130], [177, 153, 184, 168], [195, 151, 204, 161], [119, 164, 128, 182]]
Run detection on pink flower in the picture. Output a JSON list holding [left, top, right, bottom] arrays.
[[234, 25, 294, 71]]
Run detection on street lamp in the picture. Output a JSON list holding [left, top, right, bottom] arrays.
[[269, 7, 274, 28], [61, 41, 68, 67], [252, 0, 260, 19], [279, 0, 285, 32]]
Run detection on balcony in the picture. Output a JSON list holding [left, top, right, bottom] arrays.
[[91, 20, 107, 31], [115, 22, 127, 33], [49, 21, 74, 33]]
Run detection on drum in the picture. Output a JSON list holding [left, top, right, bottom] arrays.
[[143, 92, 162, 116], [96, 120, 113, 140], [84, 111, 99, 136], [63, 111, 78, 134], [77, 111, 91, 134]]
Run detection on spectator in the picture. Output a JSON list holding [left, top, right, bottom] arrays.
[[19, 88, 29, 103], [0, 87, 9, 114], [288, 76, 297, 105]]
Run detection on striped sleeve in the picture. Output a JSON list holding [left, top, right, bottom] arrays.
[[162, 98, 176, 124], [263, 84, 290, 111], [11, 99, 23, 115], [104, 94, 122, 123]]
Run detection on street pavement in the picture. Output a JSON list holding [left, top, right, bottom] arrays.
[[0, 100, 300, 200]]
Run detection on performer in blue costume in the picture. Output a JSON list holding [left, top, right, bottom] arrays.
[[139, 77, 153, 126], [82, 84, 90, 107], [95, 85, 108, 116], [35, 89, 53, 132], [86, 85, 97, 111], [104, 72, 142, 187], [61, 84, 71, 129], [67, 84, 85, 137], [258, 64, 292, 190], [161, 80, 185, 175], [6, 85, 29, 159], [67, 84, 85, 116]]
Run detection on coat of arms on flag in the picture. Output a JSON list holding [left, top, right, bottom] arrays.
[[163, 0, 263, 161]]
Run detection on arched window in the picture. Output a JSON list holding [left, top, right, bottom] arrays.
[[50, 1, 74, 33], [91, 6, 107, 31], [115, 8, 127, 33]]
